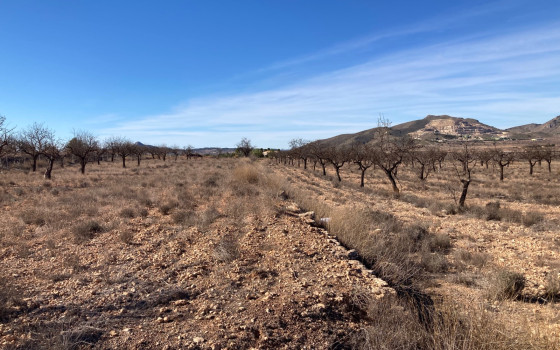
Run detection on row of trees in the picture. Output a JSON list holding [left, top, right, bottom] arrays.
[[0, 117, 201, 179], [275, 126, 558, 207]]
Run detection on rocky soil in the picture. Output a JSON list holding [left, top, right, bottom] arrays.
[[0, 160, 393, 349], [272, 160, 560, 342]]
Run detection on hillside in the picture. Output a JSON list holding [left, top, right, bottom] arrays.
[[316, 114, 560, 147], [506, 116, 560, 137], [318, 115, 507, 147]]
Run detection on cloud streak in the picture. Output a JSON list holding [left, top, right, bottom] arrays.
[[98, 20, 560, 148]]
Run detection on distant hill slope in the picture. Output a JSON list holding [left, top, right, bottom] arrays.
[[506, 115, 560, 138], [317, 115, 508, 147]]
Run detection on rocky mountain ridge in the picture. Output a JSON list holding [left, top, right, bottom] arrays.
[[317, 114, 559, 147]]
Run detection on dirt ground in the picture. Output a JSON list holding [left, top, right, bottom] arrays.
[[1, 155, 559, 349], [271, 156, 560, 343], [0, 158, 392, 349]]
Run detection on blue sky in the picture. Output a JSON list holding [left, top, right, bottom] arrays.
[[1, 0, 559, 148]]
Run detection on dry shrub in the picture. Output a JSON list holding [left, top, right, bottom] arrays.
[[347, 294, 555, 350], [0, 277, 22, 321], [232, 164, 260, 184], [346, 294, 429, 350], [198, 207, 221, 228], [522, 211, 544, 227], [158, 201, 177, 215], [203, 173, 221, 188], [327, 206, 429, 287], [421, 252, 449, 273], [451, 272, 477, 287], [118, 230, 134, 244], [60, 326, 104, 349], [119, 207, 136, 218], [213, 235, 240, 262], [171, 210, 196, 226], [177, 190, 196, 209], [19, 209, 46, 226], [453, 249, 489, 269], [427, 233, 452, 253], [428, 201, 457, 216], [63, 253, 83, 272], [484, 201, 501, 221], [487, 269, 526, 300], [400, 193, 430, 209], [72, 220, 104, 243], [544, 271, 560, 301]]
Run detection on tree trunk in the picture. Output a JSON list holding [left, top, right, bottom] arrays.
[[529, 161, 534, 175], [459, 179, 470, 207], [499, 164, 505, 181], [335, 167, 342, 182], [418, 163, 425, 180], [383, 169, 399, 194], [122, 156, 126, 168], [303, 158, 307, 170], [321, 163, 326, 176], [360, 169, 366, 187], [32, 155, 38, 172], [80, 159, 86, 174], [44, 159, 54, 179], [547, 160, 552, 173], [137, 155, 141, 166]]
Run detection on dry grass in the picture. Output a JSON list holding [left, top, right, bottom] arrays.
[[486, 269, 527, 300], [1, 154, 559, 349], [276, 156, 560, 349]]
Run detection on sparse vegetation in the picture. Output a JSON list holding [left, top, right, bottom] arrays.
[[1, 143, 559, 349], [487, 270, 526, 300]]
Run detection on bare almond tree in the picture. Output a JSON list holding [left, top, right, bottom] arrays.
[[115, 139, 135, 168], [169, 145, 181, 161], [370, 125, 414, 194], [157, 145, 170, 161], [289, 138, 310, 169], [17, 122, 51, 172], [492, 147, 515, 181], [309, 142, 329, 176], [409, 145, 440, 181], [324, 146, 348, 182], [452, 143, 477, 207], [0, 115, 14, 158], [104, 137, 120, 162], [350, 143, 375, 187], [236, 137, 253, 157], [132, 143, 146, 166], [42, 130, 62, 180], [183, 145, 194, 160], [541, 145, 555, 173], [520, 145, 542, 176], [66, 131, 99, 174]]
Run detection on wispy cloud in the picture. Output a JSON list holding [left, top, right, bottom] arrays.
[[98, 19, 560, 148]]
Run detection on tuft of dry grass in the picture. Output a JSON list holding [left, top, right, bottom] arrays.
[[72, 220, 104, 243], [232, 164, 260, 184], [544, 271, 560, 301], [486, 269, 526, 300], [119, 207, 136, 218], [213, 235, 241, 262]]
